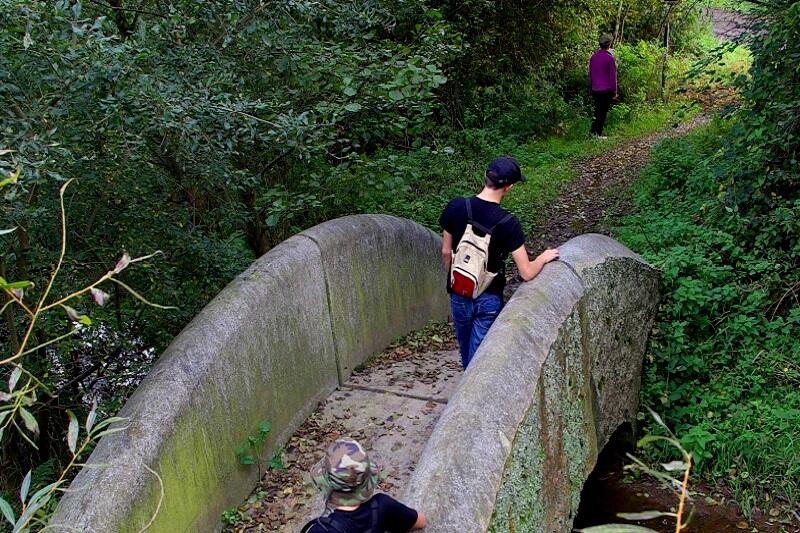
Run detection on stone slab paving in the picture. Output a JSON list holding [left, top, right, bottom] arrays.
[[346, 352, 461, 403], [227, 348, 461, 532]]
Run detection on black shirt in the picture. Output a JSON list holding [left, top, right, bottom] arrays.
[[439, 196, 526, 296], [300, 494, 418, 533]]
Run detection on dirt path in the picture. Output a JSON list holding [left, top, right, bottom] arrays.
[[531, 116, 707, 250], [505, 114, 709, 297]]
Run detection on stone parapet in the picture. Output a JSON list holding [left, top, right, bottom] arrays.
[[403, 234, 659, 532]]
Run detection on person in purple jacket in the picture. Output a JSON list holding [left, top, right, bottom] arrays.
[[588, 33, 618, 139]]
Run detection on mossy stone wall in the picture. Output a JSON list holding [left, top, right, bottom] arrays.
[[50, 215, 448, 532]]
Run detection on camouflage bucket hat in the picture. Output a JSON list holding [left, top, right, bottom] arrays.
[[310, 439, 380, 507]]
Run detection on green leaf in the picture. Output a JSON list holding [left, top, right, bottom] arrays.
[[576, 525, 659, 533], [94, 426, 129, 439], [265, 213, 280, 227], [637, 435, 678, 448], [647, 407, 668, 430], [343, 86, 357, 96], [86, 401, 97, 433], [62, 305, 80, 322], [8, 366, 21, 393], [67, 411, 79, 454], [14, 491, 52, 533], [0, 280, 32, 290], [257, 420, 272, 435], [26, 481, 60, 510], [19, 407, 39, 436], [0, 496, 14, 525], [0, 168, 20, 188], [661, 460, 688, 472], [388, 90, 404, 101], [90, 416, 127, 433], [344, 103, 362, 112], [617, 510, 675, 520], [20, 469, 31, 503]]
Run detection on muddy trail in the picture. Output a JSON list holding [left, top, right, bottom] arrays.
[[506, 114, 708, 298]]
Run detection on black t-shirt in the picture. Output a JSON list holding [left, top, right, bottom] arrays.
[[439, 196, 526, 296], [300, 494, 418, 533]]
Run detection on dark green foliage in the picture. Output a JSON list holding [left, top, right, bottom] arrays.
[[720, 1, 800, 244], [617, 123, 800, 512], [615, 2, 800, 512]]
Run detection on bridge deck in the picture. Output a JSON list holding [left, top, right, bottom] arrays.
[[230, 345, 461, 531]]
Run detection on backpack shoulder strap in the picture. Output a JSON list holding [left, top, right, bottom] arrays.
[[465, 197, 496, 235], [493, 213, 513, 230], [367, 497, 379, 533], [312, 515, 350, 533]]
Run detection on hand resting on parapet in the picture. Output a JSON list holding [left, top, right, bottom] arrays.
[[512, 245, 560, 282]]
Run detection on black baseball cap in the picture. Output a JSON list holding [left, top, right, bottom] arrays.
[[486, 156, 526, 186]]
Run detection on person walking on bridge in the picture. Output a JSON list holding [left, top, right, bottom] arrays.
[[440, 156, 560, 369], [589, 33, 618, 139]]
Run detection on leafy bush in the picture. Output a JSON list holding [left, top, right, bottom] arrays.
[[616, 124, 800, 513], [614, 41, 688, 104]]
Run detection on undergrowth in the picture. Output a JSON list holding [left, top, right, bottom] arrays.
[[615, 122, 800, 515], [343, 99, 698, 240]]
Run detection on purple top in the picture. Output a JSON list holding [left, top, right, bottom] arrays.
[[589, 49, 617, 93]]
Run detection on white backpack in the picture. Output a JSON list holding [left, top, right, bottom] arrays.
[[450, 198, 511, 299]]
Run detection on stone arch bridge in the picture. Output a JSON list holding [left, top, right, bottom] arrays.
[[51, 215, 659, 532]]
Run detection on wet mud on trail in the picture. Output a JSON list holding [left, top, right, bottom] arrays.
[[505, 113, 709, 298]]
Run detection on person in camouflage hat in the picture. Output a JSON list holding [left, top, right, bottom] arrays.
[[302, 439, 427, 533], [310, 439, 380, 507]]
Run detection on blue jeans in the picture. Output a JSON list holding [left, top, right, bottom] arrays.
[[450, 292, 503, 369]]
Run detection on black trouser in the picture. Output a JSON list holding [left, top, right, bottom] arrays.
[[591, 90, 614, 135]]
